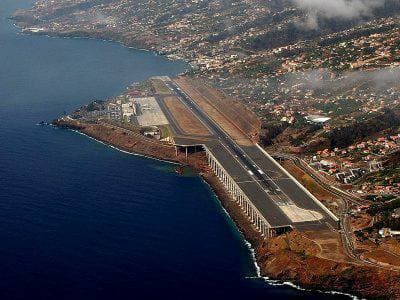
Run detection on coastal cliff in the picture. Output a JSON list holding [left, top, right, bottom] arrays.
[[52, 118, 208, 169], [53, 118, 400, 299]]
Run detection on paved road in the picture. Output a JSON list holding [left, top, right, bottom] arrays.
[[276, 154, 400, 270]]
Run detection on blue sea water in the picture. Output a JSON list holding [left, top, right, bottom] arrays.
[[0, 1, 349, 299]]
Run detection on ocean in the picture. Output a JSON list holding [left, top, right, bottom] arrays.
[[0, 1, 348, 299]]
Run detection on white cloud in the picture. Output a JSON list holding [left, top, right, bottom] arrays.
[[292, 0, 385, 29]]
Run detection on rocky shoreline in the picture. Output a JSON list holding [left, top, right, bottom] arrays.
[[10, 19, 173, 61], [53, 118, 400, 300]]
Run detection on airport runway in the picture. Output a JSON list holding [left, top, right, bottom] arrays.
[[165, 80, 338, 230]]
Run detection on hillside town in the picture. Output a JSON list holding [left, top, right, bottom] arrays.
[[307, 134, 400, 193], [13, 0, 400, 205]]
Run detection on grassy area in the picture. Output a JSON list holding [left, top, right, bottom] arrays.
[[102, 119, 140, 132], [368, 167, 400, 185], [151, 79, 172, 95], [283, 161, 332, 199], [368, 198, 400, 215], [301, 175, 330, 198], [158, 125, 172, 139]]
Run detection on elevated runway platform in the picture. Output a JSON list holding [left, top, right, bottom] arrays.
[[152, 76, 339, 235]]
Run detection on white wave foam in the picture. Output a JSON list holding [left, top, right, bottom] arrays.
[[243, 239, 261, 277], [245, 274, 361, 299], [243, 275, 361, 299]]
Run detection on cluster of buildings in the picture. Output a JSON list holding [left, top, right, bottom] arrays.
[[309, 159, 367, 184], [307, 134, 400, 195], [94, 95, 140, 122], [360, 175, 400, 196], [313, 134, 400, 163], [76, 85, 170, 141], [276, 18, 400, 74], [25, 0, 398, 78], [214, 65, 400, 128]]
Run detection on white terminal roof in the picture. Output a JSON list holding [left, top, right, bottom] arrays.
[[306, 115, 331, 123]]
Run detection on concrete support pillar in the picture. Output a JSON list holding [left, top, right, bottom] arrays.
[[205, 149, 271, 239]]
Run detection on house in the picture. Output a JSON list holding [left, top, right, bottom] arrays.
[[392, 208, 400, 219]]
